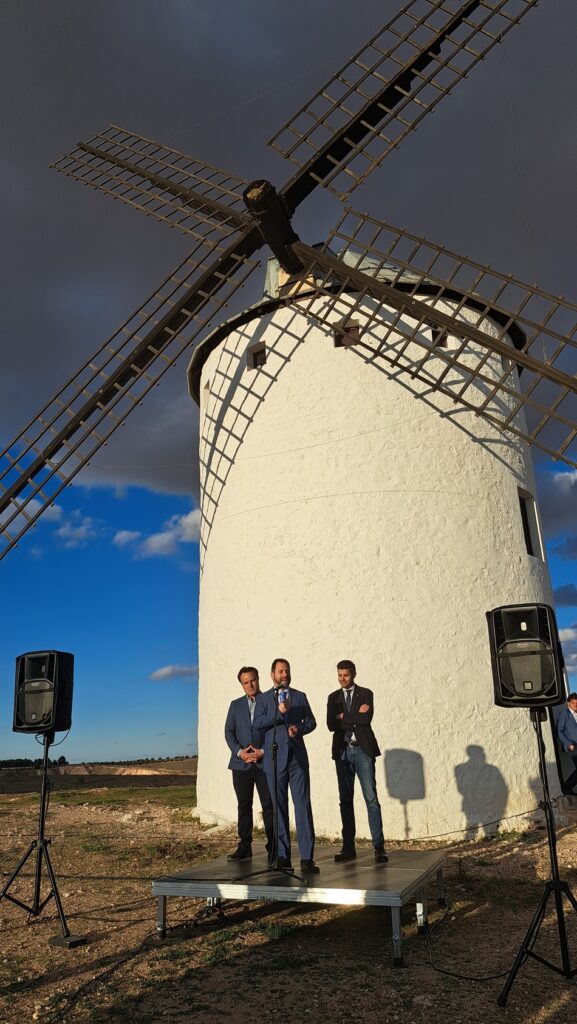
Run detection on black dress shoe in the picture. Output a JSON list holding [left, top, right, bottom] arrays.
[[227, 845, 252, 861], [300, 859, 320, 873], [277, 856, 293, 869], [374, 848, 389, 863], [334, 848, 356, 862]]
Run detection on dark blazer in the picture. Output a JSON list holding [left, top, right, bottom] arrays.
[[327, 684, 381, 760], [557, 706, 577, 753], [253, 687, 316, 771], [224, 694, 267, 772]]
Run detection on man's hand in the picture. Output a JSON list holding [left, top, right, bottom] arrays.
[[239, 745, 257, 763], [288, 724, 299, 738], [570, 744, 575, 752], [336, 712, 344, 720], [278, 701, 289, 714], [359, 703, 370, 713]]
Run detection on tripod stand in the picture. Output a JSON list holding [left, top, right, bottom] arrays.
[[497, 709, 577, 1006], [0, 733, 86, 947], [235, 699, 308, 887]]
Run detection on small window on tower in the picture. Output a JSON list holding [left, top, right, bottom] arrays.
[[518, 489, 544, 560], [334, 318, 361, 348], [247, 344, 267, 370], [431, 326, 448, 349]]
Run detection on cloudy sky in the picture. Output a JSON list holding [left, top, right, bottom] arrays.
[[1, 0, 576, 761]]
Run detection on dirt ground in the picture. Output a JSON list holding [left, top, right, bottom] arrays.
[[1, 789, 577, 1024]]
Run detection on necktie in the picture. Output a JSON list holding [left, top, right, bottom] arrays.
[[249, 696, 256, 723], [344, 689, 353, 743]]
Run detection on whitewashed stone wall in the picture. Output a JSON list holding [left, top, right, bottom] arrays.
[[193, 290, 556, 841]]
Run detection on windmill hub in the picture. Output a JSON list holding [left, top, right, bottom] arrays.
[[242, 179, 303, 275]]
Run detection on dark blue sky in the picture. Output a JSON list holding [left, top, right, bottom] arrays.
[[1, 0, 576, 760]]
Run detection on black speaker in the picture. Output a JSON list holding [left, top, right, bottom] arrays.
[[487, 604, 565, 708], [13, 651, 74, 733]]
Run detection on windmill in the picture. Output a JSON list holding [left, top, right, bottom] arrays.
[[2, 0, 576, 837]]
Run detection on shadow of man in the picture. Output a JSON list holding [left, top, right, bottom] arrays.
[[454, 745, 508, 838]]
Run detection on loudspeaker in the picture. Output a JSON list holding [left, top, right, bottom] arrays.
[[13, 651, 74, 733], [487, 604, 565, 708]]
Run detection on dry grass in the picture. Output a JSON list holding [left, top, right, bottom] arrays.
[[1, 786, 577, 1023]]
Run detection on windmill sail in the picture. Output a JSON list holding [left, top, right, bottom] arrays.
[[272, 0, 540, 202], [0, 237, 260, 559], [286, 211, 577, 468], [52, 124, 251, 244]]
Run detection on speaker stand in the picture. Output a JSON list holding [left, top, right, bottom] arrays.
[[497, 710, 577, 1006], [0, 733, 86, 947]]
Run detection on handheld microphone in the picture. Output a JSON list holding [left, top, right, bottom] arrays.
[[277, 688, 290, 705]]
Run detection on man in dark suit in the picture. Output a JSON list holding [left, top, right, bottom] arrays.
[[224, 666, 274, 862], [556, 693, 577, 792], [253, 658, 318, 874], [327, 659, 388, 863]]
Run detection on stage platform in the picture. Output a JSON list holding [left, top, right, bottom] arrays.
[[153, 844, 446, 965]]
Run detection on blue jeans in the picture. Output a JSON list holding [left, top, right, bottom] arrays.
[[335, 744, 384, 849]]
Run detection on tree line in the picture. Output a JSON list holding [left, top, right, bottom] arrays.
[[0, 756, 68, 768]]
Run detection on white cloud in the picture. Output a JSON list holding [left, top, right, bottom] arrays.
[[56, 510, 99, 548], [149, 664, 198, 681], [538, 469, 577, 538], [553, 470, 577, 493], [113, 529, 141, 547], [560, 623, 577, 678], [175, 509, 202, 542], [38, 502, 62, 523], [140, 531, 178, 558], [0, 497, 62, 535], [137, 508, 201, 559]]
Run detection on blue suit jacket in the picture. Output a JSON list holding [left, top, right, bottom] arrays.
[[253, 687, 316, 771], [224, 694, 267, 772], [557, 706, 577, 752]]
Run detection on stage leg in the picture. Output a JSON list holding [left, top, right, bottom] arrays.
[[391, 907, 403, 967], [416, 888, 429, 934], [156, 896, 167, 939], [436, 867, 446, 906]]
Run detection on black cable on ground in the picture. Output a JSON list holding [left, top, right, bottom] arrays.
[[419, 882, 575, 985]]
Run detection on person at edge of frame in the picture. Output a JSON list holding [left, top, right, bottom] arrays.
[[556, 692, 577, 793], [253, 657, 318, 874], [327, 659, 388, 864], [224, 665, 275, 863]]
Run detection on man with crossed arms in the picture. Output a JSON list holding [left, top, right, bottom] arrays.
[[327, 659, 388, 863]]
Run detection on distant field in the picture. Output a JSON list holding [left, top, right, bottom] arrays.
[[0, 781, 197, 808], [0, 757, 197, 795], [61, 757, 198, 776]]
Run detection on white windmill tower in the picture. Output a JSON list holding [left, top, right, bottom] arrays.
[[2, 1, 576, 840], [187, 234, 558, 840]]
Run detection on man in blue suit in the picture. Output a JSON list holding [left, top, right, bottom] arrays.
[[253, 658, 318, 874], [556, 693, 577, 792], [224, 666, 274, 862]]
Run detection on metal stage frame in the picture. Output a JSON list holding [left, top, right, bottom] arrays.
[[153, 844, 446, 966]]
